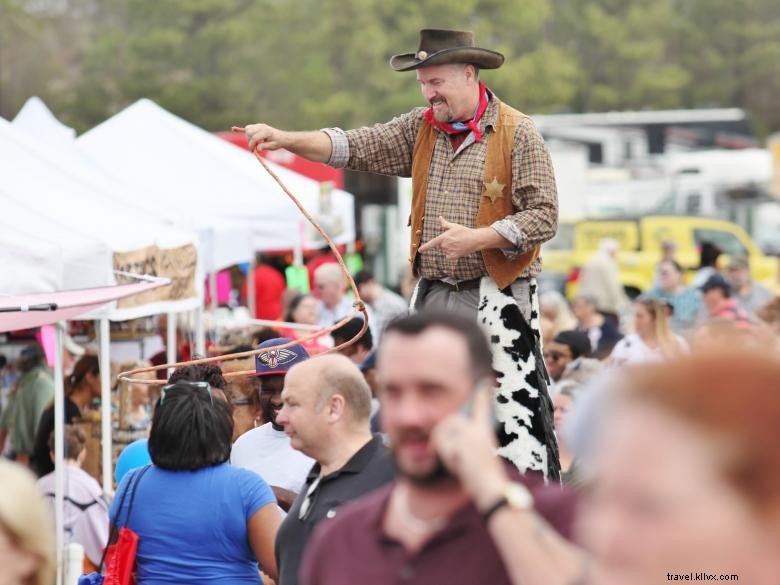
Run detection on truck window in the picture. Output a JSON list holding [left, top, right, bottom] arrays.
[[693, 229, 747, 257]]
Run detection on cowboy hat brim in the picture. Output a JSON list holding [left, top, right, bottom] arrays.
[[390, 47, 504, 71]]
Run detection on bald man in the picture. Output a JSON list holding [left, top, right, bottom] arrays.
[[274, 355, 395, 585]]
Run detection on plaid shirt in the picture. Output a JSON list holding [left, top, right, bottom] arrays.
[[323, 94, 558, 281]]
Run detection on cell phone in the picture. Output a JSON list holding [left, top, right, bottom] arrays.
[[460, 378, 497, 428]]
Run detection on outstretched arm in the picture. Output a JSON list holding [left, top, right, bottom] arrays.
[[242, 124, 333, 163]]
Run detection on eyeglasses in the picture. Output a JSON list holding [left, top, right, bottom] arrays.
[[298, 475, 323, 521], [160, 381, 214, 405], [543, 350, 570, 362]]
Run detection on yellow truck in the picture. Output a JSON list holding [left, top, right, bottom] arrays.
[[541, 216, 780, 298]]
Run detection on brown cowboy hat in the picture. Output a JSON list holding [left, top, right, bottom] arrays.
[[390, 29, 504, 72]]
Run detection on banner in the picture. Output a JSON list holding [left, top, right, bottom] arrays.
[[113, 244, 197, 308]]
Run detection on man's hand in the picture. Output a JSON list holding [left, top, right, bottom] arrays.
[[244, 123, 288, 152], [235, 126, 333, 163], [431, 383, 509, 511], [418, 216, 514, 260], [418, 216, 482, 260]]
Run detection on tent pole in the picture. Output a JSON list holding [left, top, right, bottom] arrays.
[[194, 306, 206, 356], [54, 323, 65, 585], [166, 312, 177, 377], [247, 259, 257, 319], [98, 318, 112, 493], [208, 272, 217, 313]]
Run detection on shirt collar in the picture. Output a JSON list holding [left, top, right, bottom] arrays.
[[305, 434, 384, 483]]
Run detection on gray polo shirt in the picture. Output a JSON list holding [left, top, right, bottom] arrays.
[[275, 434, 395, 585]]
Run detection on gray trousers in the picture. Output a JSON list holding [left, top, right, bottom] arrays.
[[412, 277, 535, 324]]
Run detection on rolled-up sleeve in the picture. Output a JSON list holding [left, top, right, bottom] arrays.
[[499, 117, 558, 257], [341, 108, 425, 177], [322, 128, 350, 168]]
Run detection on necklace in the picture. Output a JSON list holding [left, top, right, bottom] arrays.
[[394, 487, 448, 535]]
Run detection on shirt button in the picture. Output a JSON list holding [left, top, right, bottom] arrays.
[[444, 190, 449, 195], [326, 509, 336, 519], [400, 564, 415, 580]]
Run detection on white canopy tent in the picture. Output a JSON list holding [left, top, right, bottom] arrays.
[[77, 98, 357, 253], [12, 98, 252, 276], [0, 195, 113, 294], [0, 115, 203, 492], [0, 117, 202, 320]]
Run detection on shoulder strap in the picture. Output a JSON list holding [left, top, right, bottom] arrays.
[[97, 465, 151, 572]]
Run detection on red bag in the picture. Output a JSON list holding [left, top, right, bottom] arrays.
[[102, 527, 141, 585], [99, 466, 150, 585]]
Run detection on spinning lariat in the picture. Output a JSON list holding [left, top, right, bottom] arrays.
[[117, 128, 369, 386]]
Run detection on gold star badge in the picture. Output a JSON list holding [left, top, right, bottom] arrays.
[[483, 176, 505, 204]]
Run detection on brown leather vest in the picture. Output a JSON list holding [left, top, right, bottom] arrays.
[[409, 100, 540, 290]]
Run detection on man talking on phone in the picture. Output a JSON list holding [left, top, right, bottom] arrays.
[[299, 312, 580, 585]]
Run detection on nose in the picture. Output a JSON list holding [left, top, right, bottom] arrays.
[[421, 84, 437, 103], [275, 404, 289, 426]]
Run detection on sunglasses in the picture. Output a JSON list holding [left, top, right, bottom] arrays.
[[160, 381, 214, 405], [543, 350, 570, 362], [298, 475, 323, 521]]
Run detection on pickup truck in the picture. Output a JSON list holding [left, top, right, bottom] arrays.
[[541, 216, 780, 298]]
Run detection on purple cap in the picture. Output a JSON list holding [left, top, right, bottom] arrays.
[[254, 338, 310, 377]]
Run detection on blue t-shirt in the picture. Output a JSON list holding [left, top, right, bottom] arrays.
[[110, 463, 275, 584]]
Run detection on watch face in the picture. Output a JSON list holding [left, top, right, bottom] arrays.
[[506, 483, 534, 510]]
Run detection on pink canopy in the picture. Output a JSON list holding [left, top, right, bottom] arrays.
[[0, 278, 170, 332]]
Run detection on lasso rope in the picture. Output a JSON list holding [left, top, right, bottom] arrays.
[[117, 130, 369, 385]]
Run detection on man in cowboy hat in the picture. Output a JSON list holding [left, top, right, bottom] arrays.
[[244, 29, 560, 479]]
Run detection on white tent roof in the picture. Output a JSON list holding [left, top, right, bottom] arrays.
[[0, 195, 112, 294], [77, 99, 356, 252], [12, 97, 252, 272], [0, 117, 203, 320]]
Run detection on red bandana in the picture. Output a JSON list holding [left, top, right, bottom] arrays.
[[423, 82, 490, 143]]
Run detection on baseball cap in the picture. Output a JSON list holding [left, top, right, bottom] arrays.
[[700, 274, 732, 296], [254, 337, 310, 377], [726, 256, 749, 271]]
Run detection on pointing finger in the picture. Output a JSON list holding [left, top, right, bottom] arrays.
[[419, 234, 444, 253]]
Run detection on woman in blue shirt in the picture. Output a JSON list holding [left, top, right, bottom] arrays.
[[111, 380, 281, 584]]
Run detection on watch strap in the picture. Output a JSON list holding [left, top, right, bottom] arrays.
[[481, 496, 508, 523]]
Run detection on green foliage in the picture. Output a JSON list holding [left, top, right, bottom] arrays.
[[0, 0, 778, 137]]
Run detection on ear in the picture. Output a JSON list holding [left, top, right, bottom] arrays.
[[328, 394, 346, 423]]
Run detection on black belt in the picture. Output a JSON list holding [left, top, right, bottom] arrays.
[[427, 277, 482, 292]]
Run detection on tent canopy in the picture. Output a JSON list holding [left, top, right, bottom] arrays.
[[78, 99, 356, 252], [11, 98, 252, 273], [0, 117, 203, 320], [0, 278, 170, 333]]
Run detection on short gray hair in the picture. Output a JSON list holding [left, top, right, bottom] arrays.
[[316, 367, 372, 423]]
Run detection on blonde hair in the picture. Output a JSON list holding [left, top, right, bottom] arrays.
[[637, 297, 680, 358], [0, 461, 55, 585]]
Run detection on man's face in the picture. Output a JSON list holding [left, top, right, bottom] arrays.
[[377, 328, 474, 484], [726, 266, 749, 290], [315, 277, 343, 308], [276, 368, 329, 457], [416, 63, 477, 123], [544, 341, 574, 382], [571, 297, 593, 321], [258, 374, 285, 430], [657, 263, 681, 292]]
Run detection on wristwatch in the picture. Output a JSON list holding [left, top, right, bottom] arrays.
[[481, 482, 534, 523]]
